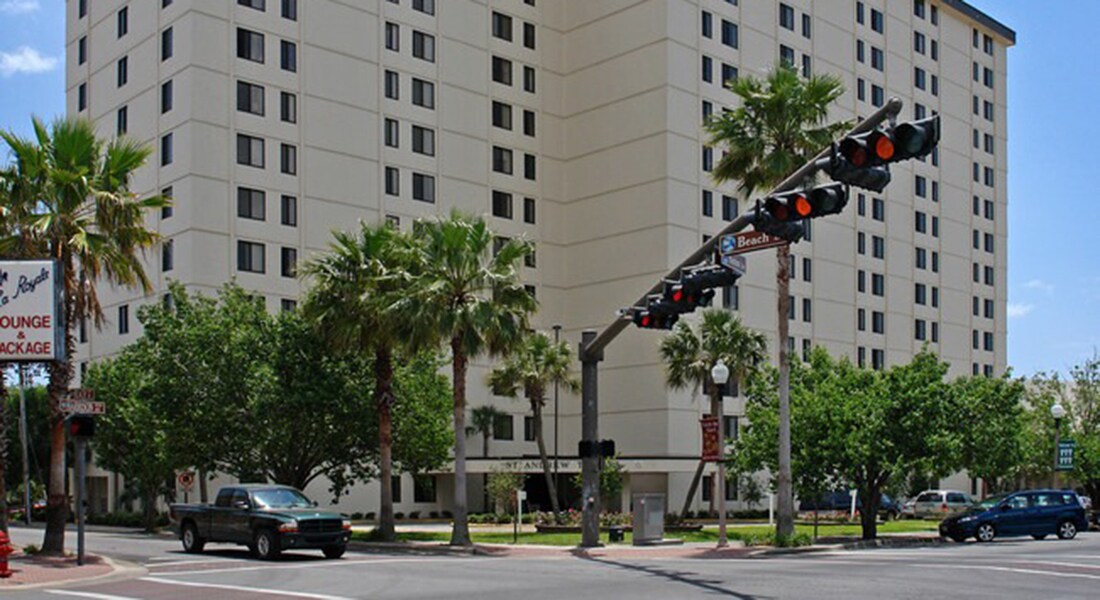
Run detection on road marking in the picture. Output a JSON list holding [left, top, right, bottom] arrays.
[[140, 576, 354, 600], [47, 592, 144, 600], [912, 563, 1100, 581], [145, 558, 242, 568], [157, 556, 480, 577], [1010, 560, 1100, 570]]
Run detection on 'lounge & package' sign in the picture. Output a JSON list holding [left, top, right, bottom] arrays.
[[0, 260, 64, 362]]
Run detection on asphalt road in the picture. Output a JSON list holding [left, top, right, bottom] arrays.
[[7, 526, 1100, 599]]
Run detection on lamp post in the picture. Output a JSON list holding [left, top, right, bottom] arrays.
[[1051, 402, 1066, 489], [553, 324, 562, 499], [711, 359, 730, 548]]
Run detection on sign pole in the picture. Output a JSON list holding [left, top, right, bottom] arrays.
[[76, 436, 86, 566], [18, 364, 32, 525]]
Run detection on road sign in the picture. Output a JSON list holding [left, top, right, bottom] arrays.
[[719, 230, 788, 256], [1058, 440, 1076, 471], [178, 471, 196, 492], [60, 390, 105, 415], [719, 254, 747, 276], [700, 416, 720, 462]]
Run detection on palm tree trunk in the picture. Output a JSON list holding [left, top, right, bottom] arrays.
[[531, 399, 560, 519], [776, 244, 795, 540], [450, 336, 471, 546], [375, 347, 396, 542], [482, 428, 490, 512], [0, 376, 10, 534], [680, 459, 706, 521], [43, 311, 76, 555]]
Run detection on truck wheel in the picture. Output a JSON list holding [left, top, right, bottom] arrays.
[[182, 522, 205, 554], [322, 545, 346, 559], [253, 529, 281, 560]]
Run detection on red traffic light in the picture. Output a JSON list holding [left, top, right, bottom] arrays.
[[67, 415, 95, 438], [763, 184, 848, 224]]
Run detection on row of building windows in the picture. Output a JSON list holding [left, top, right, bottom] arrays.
[[492, 10, 536, 49], [702, 56, 739, 87], [913, 31, 939, 61], [914, 211, 940, 236], [973, 61, 995, 88], [973, 28, 995, 55], [857, 347, 887, 371], [780, 3, 812, 38], [973, 95, 996, 122], [385, 22, 435, 62], [492, 56, 537, 92], [973, 296, 995, 319], [491, 191, 537, 224], [387, 0, 437, 16], [492, 101, 536, 136], [237, 240, 298, 278], [973, 262, 996, 286], [701, 191, 738, 221], [237, 0, 299, 20], [384, 70, 435, 108], [973, 162, 996, 187], [973, 196, 995, 220], [914, 0, 940, 25], [914, 283, 940, 307], [701, 12, 740, 48], [856, 40, 884, 72], [235, 187, 298, 226], [384, 167, 436, 203], [855, 3, 885, 34], [973, 329, 995, 352]]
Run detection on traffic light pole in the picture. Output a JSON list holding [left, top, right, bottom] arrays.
[[75, 436, 86, 566], [576, 98, 905, 549]]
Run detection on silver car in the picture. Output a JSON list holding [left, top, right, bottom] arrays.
[[913, 490, 974, 518]]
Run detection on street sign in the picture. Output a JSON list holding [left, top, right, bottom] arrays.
[[719, 230, 788, 256], [700, 416, 720, 462], [178, 471, 196, 492], [61, 389, 104, 415], [1058, 440, 1076, 472], [719, 254, 747, 276], [0, 260, 65, 362]]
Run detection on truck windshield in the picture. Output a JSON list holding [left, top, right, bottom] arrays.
[[251, 489, 314, 509]]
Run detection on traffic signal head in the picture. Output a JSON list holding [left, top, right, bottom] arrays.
[[891, 115, 940, 161], [68, 415, 95, 438], [838, 129, 897, 168], [763, 184, 849, 222], [631, 306, 678, 330]]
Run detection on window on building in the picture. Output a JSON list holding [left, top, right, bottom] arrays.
[[281, 92, 296, 123], [237, 134, 265, 168], [282, 0, 297, 20], [161, 186, 173, 219], [116, 56, 128, 87], [492, 11, 513, 41], [872, 197, 884, 221], [78, 36, 87, 65], [524, 66, 536, 92], [116, 106, 127, 136], [915, 211, 927, 233], [914, 31, 925, 54], [492, 191, 513, 219], [162, 239, 174, 272], [984, 299, 994, 319], [524, 197, 536, 224], [281, 195, 297, 226], [118, 305, 129, 335], [723, 285, 738, 310], [412, 78, 434, 108], [161, 133, 173, 165], [722, 63, 737, 87], [915, 319, 927, 341], [385, 167, 399, 196], [79, 0, 87, 18], [384, 118, 399, 148], [858, 308, 866, 331], [872, 311, 884, 334], [162, 28, 173, 61], [779, 4, 794, 30], [492, 146, 513, 175], [280, 144, 297, 175], [721, 20, 738, 48], [702, 11, 713, 38], [413, 475, 437, 503], [856, 1, 864, 24], [524, 153, 536, 180], [413, 0, 434, 15], [870, 8, 883, 33], [872, 235, 884, 259], [412, 31, 435, 62], [412, 173, 435, 203], [281, 299, 297, 312], [915, 247, 927, 269], [492, 56, 513, 85], [237, 187, 266, 220], [914, 67, 925, 90], [857, 40, 865, 63], [780, 45, 795, 67], [385, 70, 399, 99], [117, 7, 129, 37], [239, 0, 265, 10], [702, 191, 714, 217], [702, 56, 713, 83], [523, 22, 536, 49], [872, 349, 884, 370], [872, 273, 884, 297], [385, 22, 399, 51], [237, 28, 265, 63], [984, 232, 994, 253], [523, 110, 535, 136], [492, 101, 512, 130], [237, 241, 265, 273], [802, 258, 811, 282], [412, 125, 435, 156], [915, 283, 926, 305], [802, 14, 812, 38], [871, 47, 884, 71], [280, 40, 297, 72], [237, 81, 265, 116], [802, 298, 812, 322], [493, 414, 513, 440], [281, 247, 297, 278], [871, 84, 884, 107]]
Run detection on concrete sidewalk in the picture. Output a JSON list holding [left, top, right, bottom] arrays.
[[0, 552, 142, 591]]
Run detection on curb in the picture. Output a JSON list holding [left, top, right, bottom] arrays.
[[0, 555, 147, 591], [750, 535, 945, 557]]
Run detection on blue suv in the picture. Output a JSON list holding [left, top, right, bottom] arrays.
[[939, 489, 1089, 543]]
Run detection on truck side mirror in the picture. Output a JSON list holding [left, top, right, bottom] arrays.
[[233, 500, 251, 510]]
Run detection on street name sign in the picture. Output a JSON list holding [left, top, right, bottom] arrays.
[[719, 254, 747, 276], [61, 389, 105, 415], [0, 260, 65, 362], [719, 231, 788, 256], [1057, 439, 1076, 471]]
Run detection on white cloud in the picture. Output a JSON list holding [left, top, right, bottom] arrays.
[[1007, 303, 1034, 318], [1024, 279, 1054, 294], [0, 46, 58, 77], [0, 0, 40, 15]]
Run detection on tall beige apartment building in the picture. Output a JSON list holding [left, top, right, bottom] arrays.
[[66, 0, 1013, 515]]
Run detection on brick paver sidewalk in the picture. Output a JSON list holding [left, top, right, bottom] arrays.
[[0, 552, 118, 589]]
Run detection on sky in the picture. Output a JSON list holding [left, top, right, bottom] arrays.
[[0, 1, 1095, 377]]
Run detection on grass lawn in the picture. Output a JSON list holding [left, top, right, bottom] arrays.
[[351, 520, 937, 547]]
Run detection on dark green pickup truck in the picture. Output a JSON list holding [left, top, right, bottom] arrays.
[[169, 484, 351, 560]]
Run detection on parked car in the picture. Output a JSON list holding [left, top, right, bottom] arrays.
[[900, 497, 917, 519], [798, 490, 902, 520], [939, 489, 1090, 543], [169, 484, 351, 560], [912, 489, 974, 518]]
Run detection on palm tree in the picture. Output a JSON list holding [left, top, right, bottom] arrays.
[[405, 211, 535, 546], [488, 331, 579, 520], [466, 404, 506, 512], [0, 117, 165, 554], [659, 310, 767, 525], [705, 63, 847, 540], [301, 222, 412, 542]]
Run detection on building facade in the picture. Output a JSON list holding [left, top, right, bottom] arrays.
[[66, 0, 1013, 516]]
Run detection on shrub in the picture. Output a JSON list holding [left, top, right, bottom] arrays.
[[429, 511, 439, 519], [409, 511, 421, 519], [351, 512, 364, 520], [366, 512, 376, 520], [442, 510, 453, 519], [22, 544, 39, 555], [735, 531, 813, 547], [394, 512, 405, 520]]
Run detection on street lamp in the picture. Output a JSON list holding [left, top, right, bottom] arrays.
[[1051, 402, 1066, 489], [711, 359, 731, 548]]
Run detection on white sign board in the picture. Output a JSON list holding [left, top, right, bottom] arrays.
[[60, 400, 106, 415], [720, 254, 747, 276], [0, 260, 64, 362]]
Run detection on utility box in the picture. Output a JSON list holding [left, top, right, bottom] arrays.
[[632, 493, 665, 545]]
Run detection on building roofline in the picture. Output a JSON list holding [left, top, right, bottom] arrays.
[[942, 0, 1016, 45]]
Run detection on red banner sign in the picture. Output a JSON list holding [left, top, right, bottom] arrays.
[[700, 416, 720, 462]]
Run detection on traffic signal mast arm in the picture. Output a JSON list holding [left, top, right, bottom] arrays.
[[581, 98, 905, 361]]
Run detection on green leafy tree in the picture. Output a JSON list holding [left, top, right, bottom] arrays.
[[404, 212, 536, 546], [302, 223, 418, 541], [391, 353, 455, 479], [0, 117, 166, 554], [705, 64, 849, 540], [84, 353, 178, 531], [487, 466, 526, 514], [572, 454, 624, 506], [488, 331, 579, 520], [658, 310, 766, 520], [1067, 355, 1100, 505], [950, 374, 1026, 493]]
